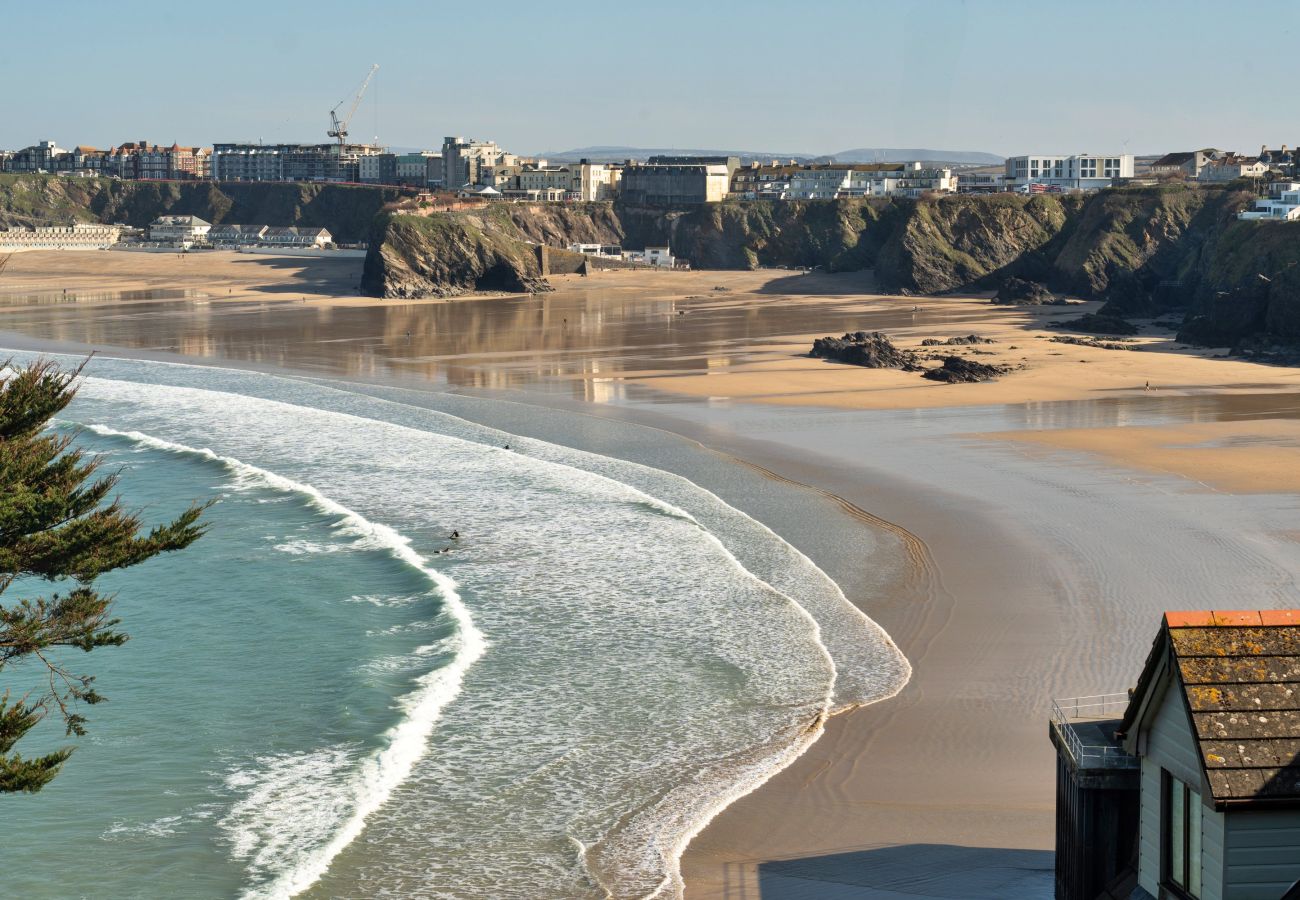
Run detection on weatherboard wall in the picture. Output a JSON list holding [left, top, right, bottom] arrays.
[[1137, 678, 1225, 900]]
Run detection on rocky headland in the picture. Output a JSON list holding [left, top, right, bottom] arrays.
[[5, 173, 1300, 350]]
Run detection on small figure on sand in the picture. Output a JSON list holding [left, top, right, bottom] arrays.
[[1145, 380, 1150, 391]]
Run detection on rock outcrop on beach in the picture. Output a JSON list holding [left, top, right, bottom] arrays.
[[1058, 313, 1140, 336], [920, 334, 995, 346], [921, 356, 1013, 383], [993, 277, 1058, 305], [809, 331, 922, 370]]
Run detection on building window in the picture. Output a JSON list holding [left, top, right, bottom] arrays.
[[1162, 769, 1202, 899]]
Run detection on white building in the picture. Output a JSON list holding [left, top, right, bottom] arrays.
[[260, 227, 333, 248], [782, 162, 956, 200], [568, 242, 624, 258], [207, 224, 268, 246], [518, 165, 574, 193], [623, 246, 675, 268], [1198, 156, 1269, 182], [574, 162, 621, 201], [0, 222, 122, 251], [1238, 183, 1300, 220], [1004, 154, 1134, 191], [147, 215, 211, 246]]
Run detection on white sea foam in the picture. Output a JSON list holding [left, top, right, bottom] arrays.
[[79, 423, 489, 900], [55, 369, 911, 900]]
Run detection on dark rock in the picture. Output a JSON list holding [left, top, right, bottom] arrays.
[[1058, 313, 1140, 335], [1178, 275, 1272, 347], [993, 277, 1058, 306], [920, 334, 995, 346], [809, 331, 923, 371], [1050, 335, 1139, 351], [922, 356, 1014, 383]]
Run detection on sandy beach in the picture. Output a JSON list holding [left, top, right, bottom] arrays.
[[4, 251, 1300, 898]]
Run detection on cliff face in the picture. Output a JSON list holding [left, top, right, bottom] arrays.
[[1054, 186, 1253, 315], [617, 200, 889, 271], [1179, 219, 1300, 346], [0, 174, 406, 243], [360, 212, 550, 298], [4, 173, 1296, 348], [873, 194, 1074, 293]]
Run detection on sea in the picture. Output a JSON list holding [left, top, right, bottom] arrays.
[[2, 350, 908, 899]]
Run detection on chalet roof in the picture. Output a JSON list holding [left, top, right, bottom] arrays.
[[151, 215, 211, 227], [1120, 610, 1300, 808]]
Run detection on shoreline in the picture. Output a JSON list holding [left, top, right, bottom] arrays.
[[5, 252, 1300, 897]]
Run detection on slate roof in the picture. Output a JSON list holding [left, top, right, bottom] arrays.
[[1120, 610, 1300, 808], [1152, 152, 1195, 168]]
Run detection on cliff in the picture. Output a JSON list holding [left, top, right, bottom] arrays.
[[360, 212, 551, 298], [0, 174, 406, 243], [3, 173, 1297, 348]]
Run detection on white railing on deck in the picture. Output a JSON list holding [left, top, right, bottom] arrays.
[[1051, 693, 1139, 769]]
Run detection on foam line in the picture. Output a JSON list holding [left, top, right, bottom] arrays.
[[78, 423, 488, 900]]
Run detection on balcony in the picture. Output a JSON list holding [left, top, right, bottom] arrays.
[[1050, 693, 1138, 772]]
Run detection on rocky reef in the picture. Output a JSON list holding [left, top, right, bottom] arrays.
[[1056, 313, 1140, 336], [809, 331, 923, 370], [993, 277, 1059, 305], [922, 356, 1013, 383]]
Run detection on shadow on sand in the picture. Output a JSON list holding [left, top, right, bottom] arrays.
[[756, 844, 1053, 899], [226, 254, 363, 296]]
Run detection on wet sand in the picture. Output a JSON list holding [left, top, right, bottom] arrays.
[[4, 252, 1300, 898]]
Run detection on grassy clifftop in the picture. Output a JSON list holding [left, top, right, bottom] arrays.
[[0, 174, 407, 243]]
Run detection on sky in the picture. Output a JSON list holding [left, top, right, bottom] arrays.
[[2, 0, 1293, 158]]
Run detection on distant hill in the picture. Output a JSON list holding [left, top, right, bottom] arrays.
[[537, 146, 1004, 166], [535, 146, 814, 163], [825, 148, 1005, 166]]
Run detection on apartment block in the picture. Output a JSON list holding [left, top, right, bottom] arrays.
[[211, 143, 382, 182], [1005, 154, 1134, 191]]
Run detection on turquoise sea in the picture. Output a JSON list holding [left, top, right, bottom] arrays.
[[2, 351, 906, 899]]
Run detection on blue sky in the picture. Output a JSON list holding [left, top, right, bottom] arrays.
[[2, 0, 1292, 157]]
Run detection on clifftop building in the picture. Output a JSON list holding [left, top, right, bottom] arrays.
[[1005, 154, 1134, 191], [621, 159, 733, 205], [731, 161, 955, 200], [211, 143, 382, 183], [0, 140, 210, 180], [441, 137, 518, 190]]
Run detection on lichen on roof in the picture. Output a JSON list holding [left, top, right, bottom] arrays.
[[1126, 610, 1300, 807]]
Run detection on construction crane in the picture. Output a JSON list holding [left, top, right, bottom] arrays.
[[328, 64, 379, 147]]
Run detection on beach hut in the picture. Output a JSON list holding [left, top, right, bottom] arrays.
[[1054, 610, 1300, 900]]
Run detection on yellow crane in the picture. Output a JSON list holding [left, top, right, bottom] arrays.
[[327, 64, 379, 147]]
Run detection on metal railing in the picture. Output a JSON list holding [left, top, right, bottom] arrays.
[[1051, 694, 1140, 770]]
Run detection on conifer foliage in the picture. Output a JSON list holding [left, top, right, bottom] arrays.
[[0, 360, 208, 793]]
